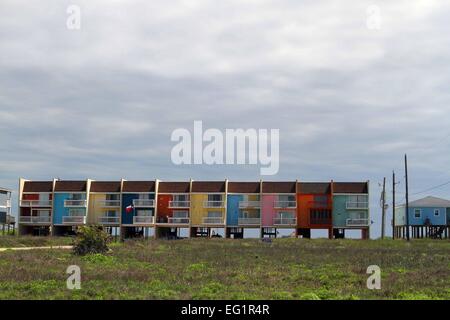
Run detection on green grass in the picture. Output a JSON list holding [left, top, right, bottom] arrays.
[[0, 235, 74, 248], [0, 238, 449, 300]]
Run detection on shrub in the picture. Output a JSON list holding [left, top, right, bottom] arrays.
[[73, 226, 111, 255]]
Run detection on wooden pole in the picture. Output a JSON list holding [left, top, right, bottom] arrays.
[[392, 171, 396, 239], [405, 154, 410, 241], [381, 177, 386, 239]]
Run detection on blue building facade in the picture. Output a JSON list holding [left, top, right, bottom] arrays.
[[394, 196, 450, 226]]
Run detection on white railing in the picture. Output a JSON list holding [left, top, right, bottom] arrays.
[[98, 216, 120, 224], [169, 201, 191, 208], [62, 216, 86, 224], [238, 217, 260, 225], [238, 201, 260, 208], [274, 201, 296, 208], [132, 199, 155, 207], [133, 215, 155, 224], [20, 200, 52, 207], [19, 216, 51, 224], [167, 217, 190, 224], [273, 217, 297, 225], [64, 199, 87, 207], [346, 202, 369, 209], [203, 217, 224, 224], [346, 218, 369, 226], [203, 201, 224, 208], [97, 200, 121, 207]]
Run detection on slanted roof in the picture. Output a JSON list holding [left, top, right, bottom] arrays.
[[228, 182, 260, 193], [333, 182, 368, 194], [262, 182, 296, 193], [90, 181, 121, 193], [298, 182, 331, 194], [23, 181, 53, 193], [404, 196, 450, 208], [122, 181, 155, 193], [158, 182, 190, 193], [191, 181, 226, 193], [54, 181, 87, 192]]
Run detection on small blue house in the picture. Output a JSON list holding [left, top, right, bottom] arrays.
[[395, 196, 450, 227]]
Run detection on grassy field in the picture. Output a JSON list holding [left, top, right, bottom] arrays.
[[0, 237, 449, 300]]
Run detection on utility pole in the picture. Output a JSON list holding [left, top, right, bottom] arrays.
[[392, 171, 396, 239], [405, 154, 410, 241], [381, 177, 386, 239]]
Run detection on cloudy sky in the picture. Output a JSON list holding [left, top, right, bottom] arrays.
[[1, 0, 450, 237]]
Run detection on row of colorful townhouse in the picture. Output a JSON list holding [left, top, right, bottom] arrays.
[[17, 178, 371, 239], [394, 196, 450, 239]]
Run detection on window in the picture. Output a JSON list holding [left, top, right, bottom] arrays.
[[434, 209, 440, 216], [105, 210, 118, 217], [173, 194, 189, 202], [138, 193, 152, 200], [350, 211, 367, 219], [70, 193, 85, 200], [40, 193, 51, 201], [106, 194, 120, 201], [136, 210, 152, 216], [240, 211, 250, 218], [278, 195, 295, 202], [311, 210, 331, 220], [69, 208, 85, 216], [208, 194, 222, 202], [414, 209, 421, 218], [207, 211, 222, 218], [33, 209, 50, 217], [173, 210, 189, 218], [348, 195, 368, 208]]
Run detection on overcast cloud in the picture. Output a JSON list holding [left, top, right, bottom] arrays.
[[1, 0, 450, 237]]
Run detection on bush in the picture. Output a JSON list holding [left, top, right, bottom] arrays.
[[73, 226, 111, 255]]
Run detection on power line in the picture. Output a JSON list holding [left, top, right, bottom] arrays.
[[410, 180, 450, 196]]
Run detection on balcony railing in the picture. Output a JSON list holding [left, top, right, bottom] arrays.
[[346, 218, 369, 227], [203, 217, 224, 224], [19, 216, 51, 224], [97, 200, 121, 208], [167, 217, 190, 224], [20, 200, 52, 207], [132, 199, 155, 207], [274, 201, 296, 209], [203, 201, 225, 208], [62, 216, 86, 225], [238, 201, 260, 208], [169, 201, 190, 208], [98, 216, 120, 225], [346, 202, 369, 209], [133, 215, 155, 224], [273, 217, 297, 225], [64, 199, 87, 207], [238, 217, 260, 225]]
